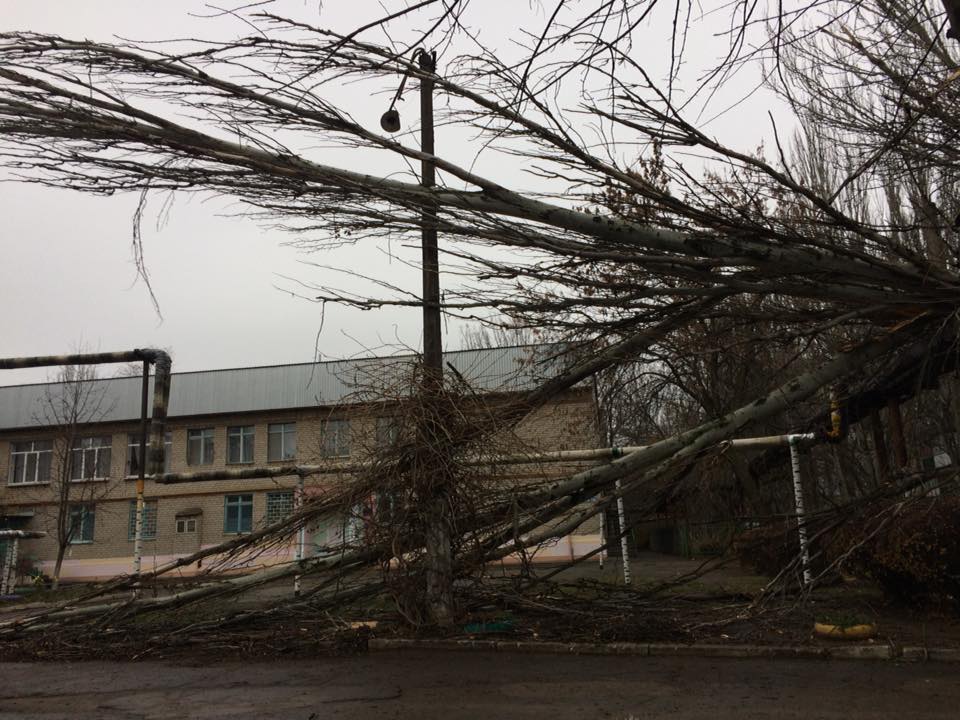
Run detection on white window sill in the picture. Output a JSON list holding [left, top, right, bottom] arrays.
[[68, 540, 93, 545], [6, 481, 51, 487], [70, 478, 110, 483]]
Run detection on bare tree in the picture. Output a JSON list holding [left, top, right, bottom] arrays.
[[0, 2, 959, 620], [29, 365, 116, 590]]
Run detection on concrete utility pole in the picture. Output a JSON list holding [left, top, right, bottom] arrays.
[[417, 49, 455, 625]]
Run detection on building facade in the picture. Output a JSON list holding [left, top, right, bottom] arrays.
[[0, 346, 600, 582]]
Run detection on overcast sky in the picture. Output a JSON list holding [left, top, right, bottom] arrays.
[[0, 1, 780, 385]]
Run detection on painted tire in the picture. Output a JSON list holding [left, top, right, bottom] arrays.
[[814, 622, 878, 640]]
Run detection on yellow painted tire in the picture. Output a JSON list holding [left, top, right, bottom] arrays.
[[814, 622, 878, 640]]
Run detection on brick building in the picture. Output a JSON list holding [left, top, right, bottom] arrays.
[[0, 346, 600, 581]]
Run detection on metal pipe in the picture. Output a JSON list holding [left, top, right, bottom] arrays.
[[0, 348, 172, 478], [0, 348, 165, 370], [0, 531, 47, 539], [294, 473, 305, 597], [0, 533, 43, 594], [0, 539, 15, 595], [155, 434, 821, 484], [146, 351, 172, 477], [598, 506, 605, 571], [788, 433, 815, 586], [132, 360, 150, 597], [615, 479, 631, 585]]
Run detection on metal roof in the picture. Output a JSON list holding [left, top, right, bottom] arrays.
[[0, 345, 566, 430]]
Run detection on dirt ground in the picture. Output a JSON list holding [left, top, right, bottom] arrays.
[[1, 650, 958, 719], [3, 551, 959, 661]]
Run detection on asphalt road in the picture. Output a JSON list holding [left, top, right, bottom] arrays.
[[1, 650, 957, 719]]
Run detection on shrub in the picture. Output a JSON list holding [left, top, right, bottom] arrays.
[[734, 521, 804, 577], [829, 497, 960, 607]]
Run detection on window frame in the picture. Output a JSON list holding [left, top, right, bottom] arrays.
[[223, 493, 254, 535], [8, 439, 53, 486], [267, 422, 297, 462], [127, 499, 158, 541], [187, 428, 215, 466], [321, 419, 351, 458], [265, 490, 295, 525], [176, 517, 198, 534], [68, 504, 96, 544], [70, 436, 113, 481], [375, 417, 400, 447], [226, 425, 256, 465], [126, 432, 173, 478]]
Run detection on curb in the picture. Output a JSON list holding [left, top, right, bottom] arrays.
[[367, 637, 960, 662]]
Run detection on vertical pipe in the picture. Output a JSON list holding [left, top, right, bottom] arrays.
[[147, 352, 172, 477], [133, 360, 149, 595], [598, 505, 605, 570], [1, 540, 14, 595], [294, 473, 305, 597], [615, 479, 631, 585], [788, 435, 813, 586], [7, 538, 18, 594]]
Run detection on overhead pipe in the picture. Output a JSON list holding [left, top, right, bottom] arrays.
[[0, 349, 172, 591], [154, 434, 825, 484]]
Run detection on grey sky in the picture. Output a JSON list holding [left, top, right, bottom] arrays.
[[0, 1, 781, 385]]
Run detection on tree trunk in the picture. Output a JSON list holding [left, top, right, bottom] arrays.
[[51, 545, 66, 591], [887, 398, 909, 469], [424, 496, 454, 624]]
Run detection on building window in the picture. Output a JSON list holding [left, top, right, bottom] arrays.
[[176, 517, 198, 534], [9, 440, 53, 485], [126, 432, 172, 477], [227, 426, 255, 465], [187, 428, 215, 466], [265, 491, 295, 525], [267, 422, 297, 462], [224, 494, 253, 534], [321, 420, 350, 458], [71, 436, 112, 481], [127, 500, 158, 540], [68, 504, 95, 543], [376, 417, 400, 446]]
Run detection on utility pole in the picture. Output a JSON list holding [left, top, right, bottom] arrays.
[[418, 49, 454, 625], [379, 48, 454, 625]]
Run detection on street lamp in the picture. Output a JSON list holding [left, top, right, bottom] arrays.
[[379, 48, 453, 624]]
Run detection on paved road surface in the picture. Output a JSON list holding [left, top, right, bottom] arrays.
[[1, 650, 956, 719]]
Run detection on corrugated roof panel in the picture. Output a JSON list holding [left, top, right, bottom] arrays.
[[0, 345, 564, 430]]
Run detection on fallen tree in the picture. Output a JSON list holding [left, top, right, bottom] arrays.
[[1, 2, 960, 632]]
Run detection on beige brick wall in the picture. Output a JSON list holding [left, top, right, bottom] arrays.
[[1, 387, 599, 566]]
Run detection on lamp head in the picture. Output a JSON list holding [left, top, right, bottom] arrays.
[[380, 109, 401, 133]]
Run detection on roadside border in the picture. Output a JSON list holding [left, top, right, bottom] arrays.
[[368, 637, 960, 662]]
